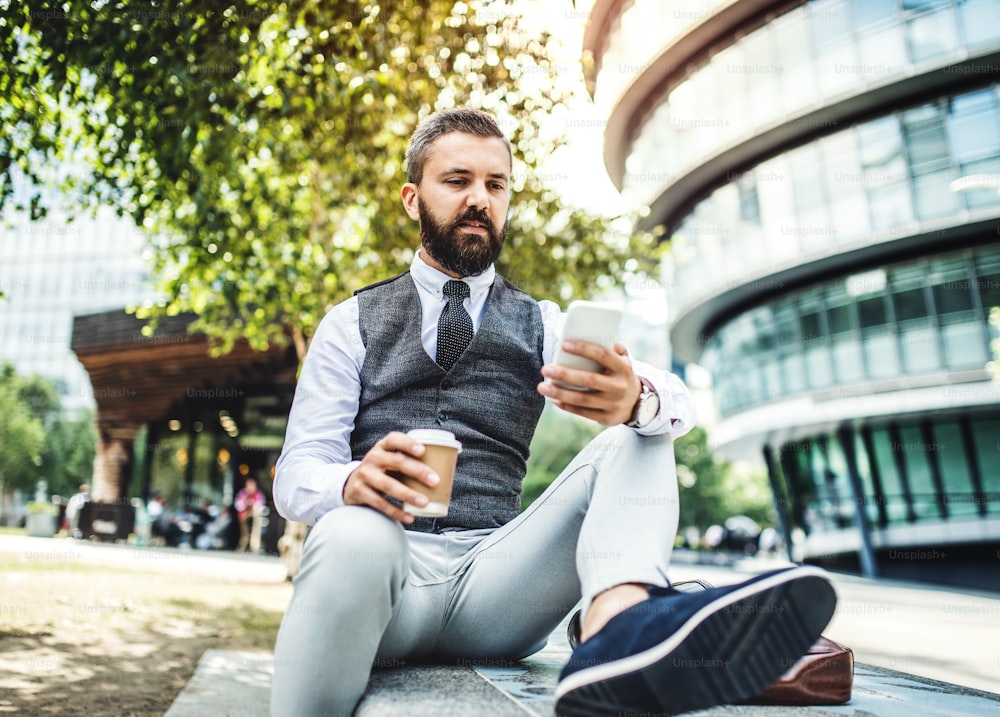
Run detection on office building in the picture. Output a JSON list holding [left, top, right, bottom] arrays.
[[584, 0, 1000, 588]]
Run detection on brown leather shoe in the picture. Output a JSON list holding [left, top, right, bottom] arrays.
[[743, 634, 854, 705], [673, 578, 854, 706]]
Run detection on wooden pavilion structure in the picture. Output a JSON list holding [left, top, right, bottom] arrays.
[[71, 310, 299, 522]]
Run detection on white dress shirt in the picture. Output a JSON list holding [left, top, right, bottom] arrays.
[[273, 251, 696, 525]]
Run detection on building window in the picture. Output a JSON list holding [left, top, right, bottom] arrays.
[[897, 425, 940, 519], [970, 418, 1000, 513], [901, 0, 961, 63], [934, 420, 980, 517]]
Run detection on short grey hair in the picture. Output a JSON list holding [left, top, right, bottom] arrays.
[[405, 107, 512, 185]]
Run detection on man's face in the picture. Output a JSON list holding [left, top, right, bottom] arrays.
[[401, 132, 511, 277]]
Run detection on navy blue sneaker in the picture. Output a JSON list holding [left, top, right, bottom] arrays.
[[555, 566, 837, 717]]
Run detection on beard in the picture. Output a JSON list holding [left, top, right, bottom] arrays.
[[418, 198, 506, 277]]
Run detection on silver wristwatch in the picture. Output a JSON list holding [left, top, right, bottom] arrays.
[[625, 377, 660, 429]]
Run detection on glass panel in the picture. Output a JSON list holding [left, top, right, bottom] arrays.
[[956, 0, 1000, 48], [805, 344, 835, 388], [715, 42, 747, 140], [800, 311, 823, 341], [758, 155, 799, 262], [894, 287, 929, 321], [742, 26, 780, 128], [900, 325, 942, 372], [859, 295, 888, 329], [858, 117, 913, 229], [903, 103, 950, 173], [823, 437, 858, 529], [823, 132, 871, 239], [871, 428, 909, 523], [854, 430, 882, 524], [864, 330, 900, 379], [828, 303, 853, 334], [934, 421, 979, 517], [855, 15, 908, 81], [947, 90, 1000, 163], [956, 156, 1000, 210], [903, 0, 961, 62], [898, 425, 940, 519], [763, 358, 784, 399], [976, 253, 1000, 315], [789, 145, 828, 245], [931, 259, 975, 315], [833, 338, 866, 384], [971, 418, 1000, 514], [829, 188, 871, 240], [914, 169, 960, 219], [852, 0, 897, 28], [753, 306, 777, 351], [737, 174, 761, 223], [774, 10, 817, 113], [782, 352, 808, 394], [811, 0, 858, 95], [868, 182, 914, 230], [942, 322, 989, 368], [928, 256, 989, 368]]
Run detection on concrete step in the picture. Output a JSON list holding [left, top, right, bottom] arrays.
[[165, 644, 1000, 717]]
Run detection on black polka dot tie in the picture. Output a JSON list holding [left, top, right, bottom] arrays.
[[437, 280, 473, 370]]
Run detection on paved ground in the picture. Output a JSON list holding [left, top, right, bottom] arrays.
[[164, 555, 1000, 716]]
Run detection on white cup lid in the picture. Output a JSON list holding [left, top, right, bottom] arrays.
[[407, 428, 462, 452]]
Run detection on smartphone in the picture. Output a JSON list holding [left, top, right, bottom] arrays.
[[551, 300, 623, 390]]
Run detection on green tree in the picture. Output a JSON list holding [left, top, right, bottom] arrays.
[[674, 426, 773, 540], [521, 405, 601, 510], [2, 0, 661, 360], [0, 365, 97, 510], [674, 427, 730, 534], [38, 409, 97, 498], [9, 369, 61, 423], [0, 368, 47, 524]]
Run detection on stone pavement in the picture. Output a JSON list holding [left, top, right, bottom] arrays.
[[165, 586, 1000, 717]]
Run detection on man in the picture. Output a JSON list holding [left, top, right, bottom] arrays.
[[270, 107, 836, 717]]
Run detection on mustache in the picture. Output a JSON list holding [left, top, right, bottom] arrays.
[[456, 207, 492, 227]]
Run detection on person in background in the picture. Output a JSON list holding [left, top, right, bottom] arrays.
[[146, 493, 171, 545], [235, 478, 265, 553], [64, 484, 90, 539]]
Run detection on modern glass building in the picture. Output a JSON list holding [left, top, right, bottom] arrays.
[[0, 201, 153, 413], [584, 0, 1000, 589]]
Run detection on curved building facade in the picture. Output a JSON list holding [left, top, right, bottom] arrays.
[[584, 0, 1000, 589]]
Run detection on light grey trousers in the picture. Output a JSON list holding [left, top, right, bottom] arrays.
[[270, 425, 680, 717]]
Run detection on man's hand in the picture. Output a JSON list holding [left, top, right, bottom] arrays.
[[538, 341, 641, 426], [343, 432, 439, 524]]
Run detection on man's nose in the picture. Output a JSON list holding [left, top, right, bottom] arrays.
[[466, 181, 490, 210]]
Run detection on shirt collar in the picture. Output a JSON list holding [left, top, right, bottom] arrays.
[[411, 248, 495, 300]]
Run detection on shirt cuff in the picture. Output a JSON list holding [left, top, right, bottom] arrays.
[[276, 459, 360, 525]]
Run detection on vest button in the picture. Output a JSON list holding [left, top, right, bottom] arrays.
[[437, 412, 447, 422]]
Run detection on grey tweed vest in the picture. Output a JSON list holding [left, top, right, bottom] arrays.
[[351, 271, 546, 532]]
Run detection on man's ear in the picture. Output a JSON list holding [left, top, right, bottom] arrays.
[[401, 183, 421, 221]]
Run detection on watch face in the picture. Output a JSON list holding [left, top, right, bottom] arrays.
[[638, 392, 660, 427]]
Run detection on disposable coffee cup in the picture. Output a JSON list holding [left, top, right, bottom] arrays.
[[402, 429, 462, 517]]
